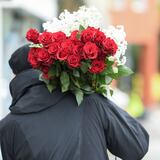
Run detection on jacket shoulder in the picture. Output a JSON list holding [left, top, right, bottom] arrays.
[[0, 113, 18, 134], [85, 93, 113, 110]]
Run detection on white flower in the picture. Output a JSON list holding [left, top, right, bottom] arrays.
[[43, 18, 65, 33], [43, 6, 102, 36], [102, 25, 128, 65]]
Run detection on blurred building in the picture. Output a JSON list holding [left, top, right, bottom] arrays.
[[109, 0, 160, 107]]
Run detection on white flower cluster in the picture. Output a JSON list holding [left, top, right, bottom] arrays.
[[102, 25, 128, 65], [43, 6, 102, 36], [43, 6, 127, 65]]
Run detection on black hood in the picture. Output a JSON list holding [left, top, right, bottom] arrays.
[[9, 69, 65, 114], [9, 44, 32, 75]]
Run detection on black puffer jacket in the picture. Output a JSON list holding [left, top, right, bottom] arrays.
[[0, 69, 149, 160]]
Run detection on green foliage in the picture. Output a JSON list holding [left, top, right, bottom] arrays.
[[106, 57, 114, 67], [96, 85, 107, 95], [80, 62, 90, 73], [109, 88, 114, 96], [40, 58, 133, 106], [79, 24, 86, 31], [117, 65, 133, 77], [48, 66, 56, 77], [47, 83, 55, 92], [102, 64, 133, 79], [75, 88, 84, 106], [60, 71, 70, 92], [105, 76, 113, 85], [48, 63, 61, 78], [76, 31, 81, 40], [73, 70, 80, 77]]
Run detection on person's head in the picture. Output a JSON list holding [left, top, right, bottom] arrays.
[[9, 44, 32, 75]]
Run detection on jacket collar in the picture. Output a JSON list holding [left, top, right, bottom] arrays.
[[10, 69, 42, 102], [9, 69, 65, 114]]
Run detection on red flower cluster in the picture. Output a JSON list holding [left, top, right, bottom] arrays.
[[26, 27, 118, 76]]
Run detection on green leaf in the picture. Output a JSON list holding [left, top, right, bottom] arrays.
[[79, 25, 85, 31], [106, 57, 115, 67], [108, 73, 119, 79], [48, 63, 61, 78], [73, 70, 80, 77], [118, 65, 133, 77], [76, 32, 81, 40], [109, 89, 114, 96], [75, 89, 84, 106], [102, 58, 118, 78], [97, 85, 108, 98], [102, 92, 108, 98], [103, 67, 119, 79], [103, 66, 114, 75], [81, 85, 92, 92], [96, 86, 108, 98], [55, 63, 61, 77], [105, 76, 113, 85], [80, 62, 89, 73], [105, 65, 133, 79], [97, 74, 106, 85], [48, 66, 56, 77], [60, 71, 70, 92], [71, 77, 80, 88], [81, 85, 94, 94], [113, 66, 118, 74], [46, 83, 55, 92]]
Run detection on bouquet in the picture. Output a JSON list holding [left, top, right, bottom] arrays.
[[26, 6, 133, 105]]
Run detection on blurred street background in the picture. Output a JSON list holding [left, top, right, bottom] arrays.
[[0, 0, 160, 159]]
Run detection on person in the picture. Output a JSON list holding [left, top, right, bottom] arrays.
[[0, 44, 149, 160]]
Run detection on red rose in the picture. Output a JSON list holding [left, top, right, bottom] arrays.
[[81, 27, 97, 43], [28, 51, 38, 68], [48, 42, 60, 59], [52, 31, 66, 42], [73, 42, 83, 53], [42, 73, 50, 80], [61, 39, 74, 53], [38, 32, 53, 46], [89, 60, 106, 74], [41, 66, 49, 74], [26, 28, 39, 43], [70, 30, 79, 41], [97, 50, 107, 60], [83, 42, 98, 59], [37, 48, 53, 66], [41, 66, 55, 79], [67, 54, 81, 68], [102, 38, 118, 56], [94, 30, 106, 44], [28, 48, 41, 68], [57, 51, 69, 61]]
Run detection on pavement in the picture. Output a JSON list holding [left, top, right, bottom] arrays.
[[140, 108, 160, 160]]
